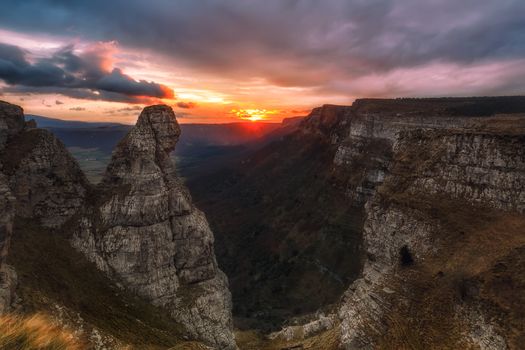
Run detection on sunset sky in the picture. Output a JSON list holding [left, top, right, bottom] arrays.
[[0, 0, 524, 124]]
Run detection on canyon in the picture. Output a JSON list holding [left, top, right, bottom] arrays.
[[0, 97, 524, 349]]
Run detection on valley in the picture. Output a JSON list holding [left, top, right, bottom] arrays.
[[1, 97, 525, 349]]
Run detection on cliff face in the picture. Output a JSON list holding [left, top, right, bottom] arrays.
[[332, 98, 525, 205], [71, 105, 236, 349], [330, 98, 525, 349], [0, 101, 90, 313], [0, 172, 16, 314], [0, 103, 89, 228], [267, 98, 525, 349]]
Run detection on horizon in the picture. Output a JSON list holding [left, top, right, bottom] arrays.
[[23, 109, 298, 125], [0, 1, 524, 124]]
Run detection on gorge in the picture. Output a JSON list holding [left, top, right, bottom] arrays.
[[0, 97, 524, 349]]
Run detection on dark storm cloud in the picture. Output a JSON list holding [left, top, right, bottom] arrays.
[[0, 42, 174, 102], [2, 85, 157, 104], [0, 0, 524, 95]]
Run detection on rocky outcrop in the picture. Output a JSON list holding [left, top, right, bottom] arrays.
[[4, 129, 89, 227], [0, 101, 25, 149], [395, 129, 525, 212], [72, 105, 236, 349], [0, 100, 91, 313], [0, 101, 89, 228]]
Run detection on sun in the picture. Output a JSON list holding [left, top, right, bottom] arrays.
[[232, 108, 279, 122]]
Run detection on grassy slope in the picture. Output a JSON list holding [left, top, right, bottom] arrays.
[[8, 218, 205, 349]]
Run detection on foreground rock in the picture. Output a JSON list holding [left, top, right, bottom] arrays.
[[72, 105, 236, 349], [0, 101, 89, 228]]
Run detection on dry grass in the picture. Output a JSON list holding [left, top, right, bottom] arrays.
[[373, 196, 525, 349], [0, 313, 84, 350], [7, 218, 208, 349]]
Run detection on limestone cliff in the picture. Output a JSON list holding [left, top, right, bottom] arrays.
[[71, 105, 236, 349], [268, 97, 525, 349], [334, 99, 525, 349]]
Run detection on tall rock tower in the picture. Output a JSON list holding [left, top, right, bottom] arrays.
[[72, 105, 236, 349]]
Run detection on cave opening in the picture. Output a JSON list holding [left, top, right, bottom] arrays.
[[400, 245, 414, 266]]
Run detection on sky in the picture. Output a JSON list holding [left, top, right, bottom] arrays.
[[0, 0, 524, 124]]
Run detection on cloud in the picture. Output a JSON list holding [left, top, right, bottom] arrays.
[[116, 106, 143, 112], [105, 105, 143, 115], [96, 68, 173, 98], [176, 101, 196, 109], [55, 100, 63, 105], [69, 107, 86, 111], [0, 41, 174, 102], [0, 0, 524, 98]]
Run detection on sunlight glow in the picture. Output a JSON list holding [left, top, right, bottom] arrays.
[[231, 108, 279, 122]]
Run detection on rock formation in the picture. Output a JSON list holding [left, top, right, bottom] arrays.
[[268, 97, 525, 349], [0, 100, 90, 312], [333, 98, 525, 349], [71, 105, 236, 349], [0, 101, 89, 228], [0, 102, 25, 313]]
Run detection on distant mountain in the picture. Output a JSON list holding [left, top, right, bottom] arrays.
[[27, 114, 283, 149], [179, 122, 282, 147], [26, 114, 126, 128]]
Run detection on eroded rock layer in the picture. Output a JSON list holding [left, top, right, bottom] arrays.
[[72, 105, 236, 349]]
